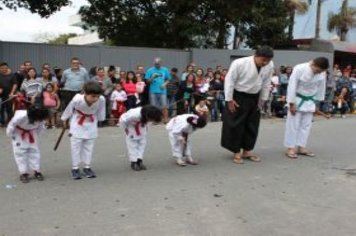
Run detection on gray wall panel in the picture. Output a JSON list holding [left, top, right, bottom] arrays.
[[192, 48, 333, 71], [0, 41, 333, 75]]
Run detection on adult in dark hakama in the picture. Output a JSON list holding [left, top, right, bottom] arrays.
[[221, 46, 274, 164]]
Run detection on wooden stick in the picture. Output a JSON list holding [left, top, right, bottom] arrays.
[[54, 128, 66, 151], [315, 110, 331, 119]]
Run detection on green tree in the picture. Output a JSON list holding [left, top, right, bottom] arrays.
[[327, 0, 356, 41], [241, 0, 290, 49], [0, 0, 70, 18], [48, 33, 78, 44]]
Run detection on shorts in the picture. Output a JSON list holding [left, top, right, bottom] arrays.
[[149, 93, 167, 109]]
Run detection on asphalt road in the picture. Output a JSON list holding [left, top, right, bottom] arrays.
[[0, 116, 355, 236]]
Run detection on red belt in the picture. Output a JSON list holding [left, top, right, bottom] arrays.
[[16, 126, 35, 143], [134, 122, 141, 136], [76, 109, 94, 125]]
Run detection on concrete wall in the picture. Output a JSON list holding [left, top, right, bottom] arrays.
[[0, 41, 333, 74]]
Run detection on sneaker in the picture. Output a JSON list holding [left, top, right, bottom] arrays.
[[131, 162, 141, 171], [71, 169, 82, 180], [20, 173, 30, 183], [83, 168, 96, 178], [137, 159, 147, 170], [34, 171, 44, 181]]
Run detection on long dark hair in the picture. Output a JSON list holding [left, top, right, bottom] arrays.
[[126, 71, 137, 83]]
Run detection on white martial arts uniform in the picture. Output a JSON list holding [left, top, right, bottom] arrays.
[[224, 56, 274, 102], [119, 107, 148, 162], [61, 94, 106, 169], [110, 90, 127, 110], [284, 62, 326, 148], [166, 114, 198, 159], [6, 110, 45, 174]]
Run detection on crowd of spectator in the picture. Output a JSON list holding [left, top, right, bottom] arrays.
[[1, 57, 355, 128], [0, 57, 228, 128]]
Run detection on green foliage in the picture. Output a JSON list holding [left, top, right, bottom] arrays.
[[327, 0, 356, 41], [47, 33, 78, 44], [240, 0, 290, 49], [0, 0, 70, 18]]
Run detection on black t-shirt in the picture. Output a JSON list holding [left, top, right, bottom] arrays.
[[0, 73, 17, 99]]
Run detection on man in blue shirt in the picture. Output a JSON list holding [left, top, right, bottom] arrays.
[[60, 57, 90, 110], [145, 57, 171, 123]]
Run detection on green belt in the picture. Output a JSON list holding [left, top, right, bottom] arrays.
[[296, 93, 317, 109]]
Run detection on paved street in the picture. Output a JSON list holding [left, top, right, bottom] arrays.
[[0, 116, 356, 236]]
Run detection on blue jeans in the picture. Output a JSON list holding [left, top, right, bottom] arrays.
[[167, 95, 176, 117], [149, 93, 167, 109]]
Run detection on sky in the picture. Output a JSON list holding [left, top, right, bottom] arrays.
[[0, 0, 355, 44], [0, 0, 88, 42], [293, 0, 356, 42]]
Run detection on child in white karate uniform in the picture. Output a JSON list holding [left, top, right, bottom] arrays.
[[119, 105, 162, 171], [166, 114, 207, 166], [6, 105, 49, 183], [61, 81, 106, 179]]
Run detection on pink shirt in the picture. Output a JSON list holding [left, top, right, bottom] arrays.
[[43, 92, 57, 108], [123, 82, 137, 95]]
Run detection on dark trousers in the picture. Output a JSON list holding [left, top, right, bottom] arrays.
[[125, 95, 137, 110], [0, 101, 13, 125], [221, 91, 261, 153], [60, 90, 80, 111]]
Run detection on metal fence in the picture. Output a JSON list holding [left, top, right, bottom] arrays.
[[0, 41, 333, 73]]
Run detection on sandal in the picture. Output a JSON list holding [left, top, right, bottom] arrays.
[[297, 151, 316, 157], [285, 152, 298, 159], [242, 155, 261, 162], [233, 156, 244, 164], [176, 159, 187, 167], [186, 157, 198, 165]]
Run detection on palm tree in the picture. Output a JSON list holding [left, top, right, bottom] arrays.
[[327, 0, 356, 41], [285, 0, 309, 40]]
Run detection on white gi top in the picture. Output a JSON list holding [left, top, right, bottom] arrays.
[[61, 94, 106, 139], [110, 90, 127, 110], [287, 62, 326, 112], [224, 56, 274, 101], [119, 107, 147, 140], [6, 110, 45, 146], [166, 114, 197, 139]]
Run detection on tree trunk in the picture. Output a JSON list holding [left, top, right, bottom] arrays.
[[315, 0, 322, 38], [340, 29, 348, 41], [216, 18, 227, 49], [288, 11, 295, 40]]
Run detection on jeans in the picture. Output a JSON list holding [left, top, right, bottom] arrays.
[[167, 95, 176, 117]]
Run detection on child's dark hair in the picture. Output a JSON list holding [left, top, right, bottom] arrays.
[[140, 105, 162, 125], [27, 105, 50, 124], [83, 81, 103, 95], [108, 65, 116, 72], [187, 116, 207, 129], [313, 57, 329, 70], [255, 46, 274, 58], [45, 83, 54, 90]]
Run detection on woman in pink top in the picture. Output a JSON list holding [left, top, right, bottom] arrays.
[[123, 71, 138, 110], [43, 83, 60, 128]]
